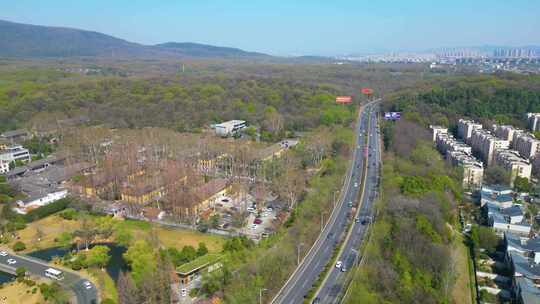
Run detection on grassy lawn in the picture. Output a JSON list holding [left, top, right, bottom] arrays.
[[0, 280, 44, 304], [8, 215, 80, 252], [9, 215, 225, 253], [452, 233, 474, 304]]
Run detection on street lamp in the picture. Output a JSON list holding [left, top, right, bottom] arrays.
[[259, 288, 268, 304]]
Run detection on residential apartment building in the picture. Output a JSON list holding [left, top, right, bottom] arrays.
[[457, 119, 482, 144], [494, 149, 532, 182], [470, 129, 510, 166], [485, 203, 531, 236], [527, 113, 540, 132], [447, 150, 484, 189], [435, 133, 472, 156], [0, 145, 31, 164], [492, 124, 523, 145], [429, 125, 448, 142], [514, 133, 540, 160], [0, 129, 31, 143]]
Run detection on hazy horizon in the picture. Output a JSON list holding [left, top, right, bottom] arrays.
[[2, 0, 539, 56]]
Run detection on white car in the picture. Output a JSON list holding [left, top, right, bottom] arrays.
[[335, 261, 343, 268], [247, 207, 255, 213], [6, 258, 16, 265], [251, 224, 258, 230], [0, 251, 8, 257], [354, 182, 358, 187], [83, 281, 92, 290], [181, 288, 187, 297]]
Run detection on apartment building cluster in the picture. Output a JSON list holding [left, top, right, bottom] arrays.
[[431, 125, 484, 189], [458, 119, 534, 184]]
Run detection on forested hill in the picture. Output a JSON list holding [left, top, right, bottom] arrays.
[[155, 42, 269, 59], [0, 19, 270, 59]]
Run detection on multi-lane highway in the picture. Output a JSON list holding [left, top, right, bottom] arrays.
[[0, 249, 97, 304], [272, 99, 381, 304], [314, 102, 381, 303]]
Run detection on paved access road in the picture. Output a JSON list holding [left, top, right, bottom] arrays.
[[314, 102, 381, 303], [271, 99, 381, 304], [0, 249, 98, 304]]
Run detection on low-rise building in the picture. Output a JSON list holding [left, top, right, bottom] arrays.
[[214, 120, 247, 137], [485, 202, 531, 236], [503, 232, 540, 304], [494, 149, 532, 183], [457, 119, 482, 144], [0, 145, 31, 164], [480, 185, 513, 208], [163, 178, 230, 217], [0, 129, 31, 143]]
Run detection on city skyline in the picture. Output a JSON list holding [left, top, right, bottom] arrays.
[[1, 0, 539, 56]]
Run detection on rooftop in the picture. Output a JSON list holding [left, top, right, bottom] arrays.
[[506, 233, 540, 253], [176, 254, 221, 275]]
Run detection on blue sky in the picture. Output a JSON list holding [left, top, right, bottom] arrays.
[[1, 0, 539, 56]]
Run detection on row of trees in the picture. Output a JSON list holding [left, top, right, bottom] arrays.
[[346, 117, 462, 303]]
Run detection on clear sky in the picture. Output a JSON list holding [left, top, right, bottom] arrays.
[[1, 0, 539, 56]]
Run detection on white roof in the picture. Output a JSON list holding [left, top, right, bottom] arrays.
[[45, 268, 62, 275]]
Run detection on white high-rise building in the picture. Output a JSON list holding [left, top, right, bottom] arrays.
[[429, 125, 448, 142]]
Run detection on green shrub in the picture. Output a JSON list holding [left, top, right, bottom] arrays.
[[13, 241, 26, 251]]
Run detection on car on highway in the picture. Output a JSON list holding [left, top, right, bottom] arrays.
[[335, 261, 343, 268], [354, 182, 358, 187], [348, 201, 353, 207], [247, 207, 255, 213], [355, 217, 360, 223], [0, 251, 8, 257], [181, 288, 187, 297], [250, 224, 258, 230], [83, 281, 92, 290], [6, 258, 16, 265], [341, 266, 347, 272]]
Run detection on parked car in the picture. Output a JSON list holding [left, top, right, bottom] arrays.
[[335, 261, 343, 268], [254, 218, 263, 225], [250, 224, 258, 230], [181, 288, 187, 297], [0, 251, 7, 257]]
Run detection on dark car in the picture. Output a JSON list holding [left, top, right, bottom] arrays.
[[254, 218, 263, 224]]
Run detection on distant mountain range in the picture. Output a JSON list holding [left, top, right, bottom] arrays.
[[0, 19, 271, 59]]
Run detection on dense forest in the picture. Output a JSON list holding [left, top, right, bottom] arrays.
[[0, 62, 428, 136], [390, 73, 540, 128]]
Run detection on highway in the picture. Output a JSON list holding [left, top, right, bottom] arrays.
[[271, 99, 381, 304], [0, 249, 98, 304], [314, 102, 381, 303]]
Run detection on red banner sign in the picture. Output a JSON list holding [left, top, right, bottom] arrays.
[[361, 88, 373, 95], [336, 96, 352, 104]]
